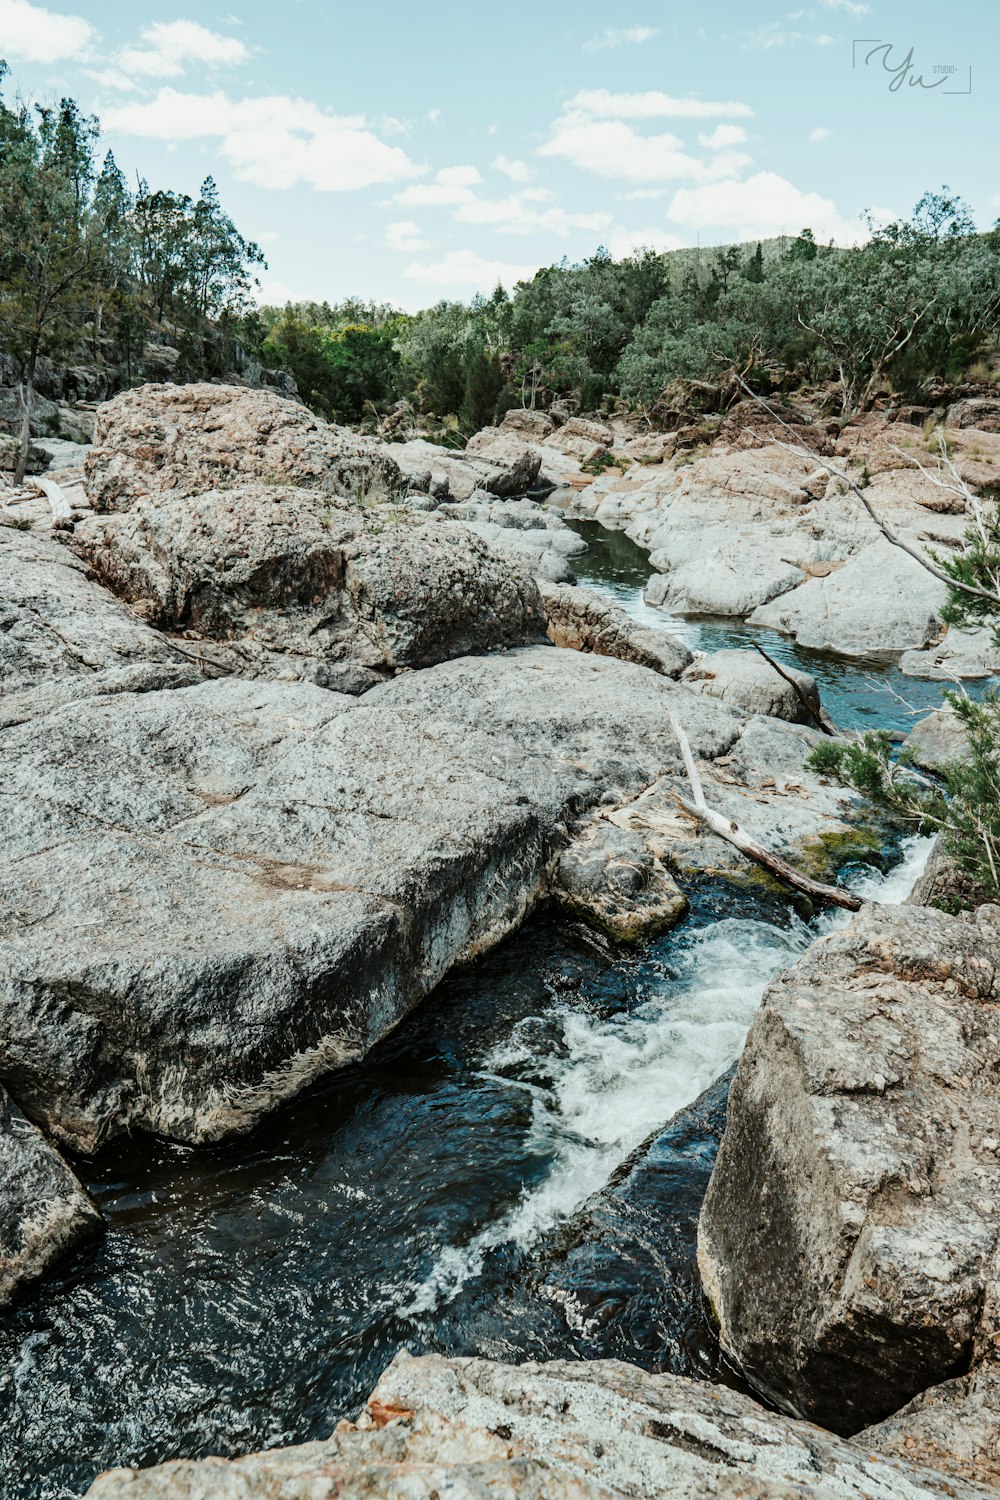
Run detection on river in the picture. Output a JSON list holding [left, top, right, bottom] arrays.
[[0, 519, 953, 1499]]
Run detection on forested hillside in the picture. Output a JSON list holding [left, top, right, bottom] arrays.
[[3, 66, 999, 481]]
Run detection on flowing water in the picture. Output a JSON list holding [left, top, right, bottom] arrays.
[[1, 515, 950, 1499], [562, 517, 986, 733]]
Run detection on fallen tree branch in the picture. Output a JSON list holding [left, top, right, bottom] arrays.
[[749, 639, 836, 735], [668, 712, 863, 911]]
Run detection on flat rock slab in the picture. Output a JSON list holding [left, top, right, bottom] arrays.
[[0, 1083, 101, 1309], [85, 1350, 998, 1499], [698, 901, 1000, 1431], [0, 647, 739, 1153]]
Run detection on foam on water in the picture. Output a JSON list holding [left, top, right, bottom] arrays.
[[401, 835, 933, 1317]]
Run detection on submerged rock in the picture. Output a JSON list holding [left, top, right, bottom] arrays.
[[0, 1084, 101, 1309], [698, 900, 1000, 1431], [85, 1349, 997, 1499]]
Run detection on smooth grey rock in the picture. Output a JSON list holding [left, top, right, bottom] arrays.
[[84, 382, 400, 513], [463, 427, 543, 495], [903, 706, 969, 774], [748, 542, 946, 655], [84, 1350, 998, 1499], [439, 497, 587, 586], [0, 1083, 101, 1308], [682, 648, 822, 725], [899, 626, 1000, 680], [0, 649, 740, 1152], [500, 407, 554, 440], [392, 437, 537, 502], [698, 901, 1000, 1432], [541, 580, 692, 677]]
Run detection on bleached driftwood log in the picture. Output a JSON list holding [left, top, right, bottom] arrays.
[[34, 475, 72, 521], [668, 711, 863, 912]]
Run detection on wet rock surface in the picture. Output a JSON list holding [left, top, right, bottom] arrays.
[[85, 1350, 998, 1499], [698, 899, 1000, 1432], [0, 1084, 101, 1311]]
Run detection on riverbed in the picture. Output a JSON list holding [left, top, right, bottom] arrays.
[[0, 521, 952, 1499]]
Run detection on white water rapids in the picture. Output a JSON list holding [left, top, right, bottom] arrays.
[[402, 835, 933, 1317]]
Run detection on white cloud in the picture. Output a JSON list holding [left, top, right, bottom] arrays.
[[104, 89, 425, 192], [621, 187, 667, 201], [819, 0, 869, 13], [256, 279, 300, 306], [116, 20, 248, 79], [258, 230, 280, 244], [404, 248, 538, 291], [566, 88, 753, 120], [0, 0, 93, 61], [453, 192, 613, 238], [666, 171, 864, 244], [739, 25, 836, 48], [386, 219, 429, 252], [809, 126, 831, 141], [697, 123, 749, 150], [494, 154, 533, 183], [426, 107, 441, 123], [584, 25, 659, 52], [609, 226, 688, 258], [396, 165, 481, 207], [437, 164, 482, 188], [539, 112, 751, 182]]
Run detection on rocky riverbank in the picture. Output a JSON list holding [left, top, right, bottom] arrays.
[[2, 378, 997, 1497]]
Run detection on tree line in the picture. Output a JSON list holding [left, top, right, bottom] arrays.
[[0, 63, 264, 480], [242, 191, 1000, 438]]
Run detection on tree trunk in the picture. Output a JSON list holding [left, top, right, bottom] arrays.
[[13, 350, 37, 487]]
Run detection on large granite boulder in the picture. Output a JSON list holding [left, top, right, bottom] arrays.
[[391, 436, 539, 501], [698, 900, 1000, 1432], [463, 427, 543, 494], [85, 1350, 997, 1499], [0, 649, 740, 1153], [0, 1084, 101, 1309], [83, 382, 400, 513], [541, 580, 692, 677], [73, 488, 546, 689], [903, 705, 969, 774], [682, 648, 823, 725]]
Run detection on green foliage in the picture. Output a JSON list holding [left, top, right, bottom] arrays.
[[0, 60, 266, 439], [808, 691, 1000, 896]]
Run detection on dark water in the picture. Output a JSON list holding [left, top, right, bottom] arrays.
[[1, 513, 950, 1498], [563, 517, 988, 735]]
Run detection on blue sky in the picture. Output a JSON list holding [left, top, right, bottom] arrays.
[[0, 0, 995, 309]]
